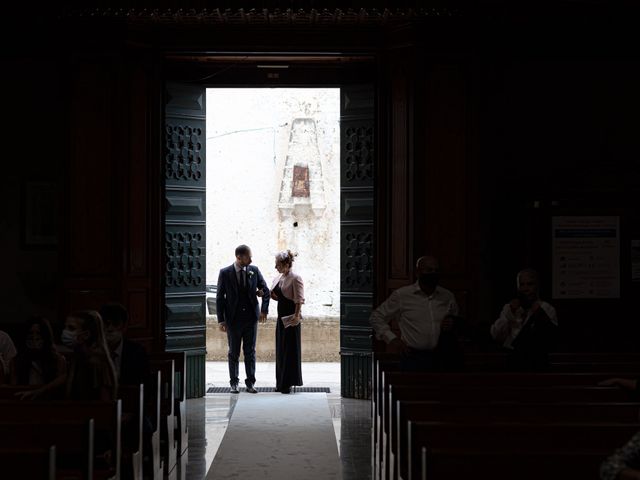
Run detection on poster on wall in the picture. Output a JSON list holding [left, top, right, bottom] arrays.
[[552, 216, 620, 299]]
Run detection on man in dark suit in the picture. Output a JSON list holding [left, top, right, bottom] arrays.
[[100, 303, 153, 476], [216, 244, 270, 394], [100, 302, 150, 387]]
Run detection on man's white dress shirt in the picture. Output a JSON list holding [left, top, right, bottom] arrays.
[[370, 283, 459, 351]]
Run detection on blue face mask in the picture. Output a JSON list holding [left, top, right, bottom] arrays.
[[61, 329, 77, 347]]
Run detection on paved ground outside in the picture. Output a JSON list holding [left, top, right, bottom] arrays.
[[206, 361, 341, 393]]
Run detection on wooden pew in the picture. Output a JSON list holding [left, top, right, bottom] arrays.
[[396, 401, 640, 480], [407, 422, 640, 480], [0, 446, 56, 480], [151, 352, 188, 456], [147, 370, 163, 480], [119, 384, 144, 480], [420, 450, 607, 480], [0, 419, 93, 479], [0, 384, 40, 399], [372, 352, 640, 480], [549, 362, 640, 373], [149, 357, 177, 479], [385, 384, 633, 477], [381, 371, 640, 398], [373, 356, 400, 479], [374, 354, 640, 417], [0, 399, 122, 480], [550, 352, 640, 363], [376, 370, 640, 479]]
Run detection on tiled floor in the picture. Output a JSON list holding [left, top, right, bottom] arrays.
[[182, 362, 371, 480]]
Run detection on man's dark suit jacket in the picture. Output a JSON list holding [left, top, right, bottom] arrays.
[[216, 264, 270, 324], [119, 339, 151, 386]]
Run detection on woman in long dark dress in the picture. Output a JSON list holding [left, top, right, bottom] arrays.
[[271, 250, 304, 394]]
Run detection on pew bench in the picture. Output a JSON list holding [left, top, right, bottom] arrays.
[[406, 422, 640, 480]]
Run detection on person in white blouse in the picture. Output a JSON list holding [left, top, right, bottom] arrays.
[[369, 256, 460, 371], [270, 250, 304, 393], [490, 268, 558, 370]]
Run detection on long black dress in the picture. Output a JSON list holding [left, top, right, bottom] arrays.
[[273, 283, 303, 391]]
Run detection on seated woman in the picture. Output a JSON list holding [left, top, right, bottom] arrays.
[[63, 310, 118, 401], [10, 316, 66, 389], [18, 310, 117, 402]]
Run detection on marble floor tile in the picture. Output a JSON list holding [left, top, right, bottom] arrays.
[[183, 362, 370, 480]]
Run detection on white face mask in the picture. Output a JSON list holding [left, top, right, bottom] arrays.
[[105, 331, 122, 346], [61, 329, 78, 347]]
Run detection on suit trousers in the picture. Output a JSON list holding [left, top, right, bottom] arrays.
[[226, 316, 258, 387]]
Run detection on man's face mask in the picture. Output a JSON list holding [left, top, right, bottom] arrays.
[[419, 272, 440, 288]]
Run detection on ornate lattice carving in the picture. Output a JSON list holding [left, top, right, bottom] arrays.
[[344, 231, 373, 289], [165, 231, 204, 288], [165, 124, 204, 182], [344, 125, 374, 182], [63, 8, 459, 25]]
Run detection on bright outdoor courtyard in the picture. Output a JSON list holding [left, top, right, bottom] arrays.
[[205, 88, 341, 391]]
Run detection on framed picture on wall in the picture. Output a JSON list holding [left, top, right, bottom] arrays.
[[22, 181, 58, 248]]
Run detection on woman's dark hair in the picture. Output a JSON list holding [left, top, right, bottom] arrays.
[[67, 310, 118, 398], [15, 316, 59, 385], [69, 310, 109, 350]]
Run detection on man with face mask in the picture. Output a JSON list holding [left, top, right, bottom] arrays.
[[100, 303, 150, 386], [490, 268, 558, 370], [370, 256, 460, 371]]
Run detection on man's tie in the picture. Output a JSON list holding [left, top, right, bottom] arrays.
[[110, 350, 121, 378], [241, 268, 246, 288]]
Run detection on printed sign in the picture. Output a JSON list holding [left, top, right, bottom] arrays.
[[552, 216, 620, 299]]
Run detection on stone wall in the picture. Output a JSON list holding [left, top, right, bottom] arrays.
[[206, 315, 340, 362]]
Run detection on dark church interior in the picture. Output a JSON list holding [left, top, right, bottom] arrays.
[[2, 1, 640, 479]]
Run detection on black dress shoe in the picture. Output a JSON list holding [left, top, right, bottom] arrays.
[[280, 386, 291, 394], [230, 384, 239, 394], [245, 385, 258, 394]]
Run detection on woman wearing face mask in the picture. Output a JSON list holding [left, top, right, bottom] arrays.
[[10, 316, 66, 388], [62, 310, 118, 401], [16, 311, 117, 401]]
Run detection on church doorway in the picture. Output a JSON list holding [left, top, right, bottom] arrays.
[[204, 88, 341, 393], [163, 57, 375, 399]]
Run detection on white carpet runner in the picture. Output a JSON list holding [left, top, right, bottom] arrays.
[[207, 393, 342, 479]]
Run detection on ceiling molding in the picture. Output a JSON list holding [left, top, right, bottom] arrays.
[[60, 7, 460, 25]]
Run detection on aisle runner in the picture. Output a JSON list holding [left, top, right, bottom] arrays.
[[207, 393, 342, 479]]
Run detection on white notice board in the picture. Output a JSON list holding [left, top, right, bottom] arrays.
[[552, 216, 620, 299]]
